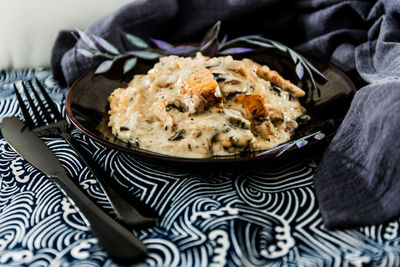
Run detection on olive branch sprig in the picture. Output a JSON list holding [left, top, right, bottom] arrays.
[[73, 21, 326, 93]]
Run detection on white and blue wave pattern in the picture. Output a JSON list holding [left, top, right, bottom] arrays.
[[0, 69, 400, 266]]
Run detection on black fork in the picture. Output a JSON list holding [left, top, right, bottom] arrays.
[[13, 79, 157, 227]]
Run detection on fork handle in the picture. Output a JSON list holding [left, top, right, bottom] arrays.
[[59, 132, 157, 227], [51, 172, 146, 264]]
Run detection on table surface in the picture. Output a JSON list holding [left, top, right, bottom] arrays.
[[0, 68, 400, 266]]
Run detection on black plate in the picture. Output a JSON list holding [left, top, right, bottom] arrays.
[[66, 50, 355, 164]]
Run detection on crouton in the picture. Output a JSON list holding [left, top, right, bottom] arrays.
[[180, 64, 222, 112], [236, 94, 269, 121]]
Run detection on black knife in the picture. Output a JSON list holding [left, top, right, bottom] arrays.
[[0, 116, 146, 264]]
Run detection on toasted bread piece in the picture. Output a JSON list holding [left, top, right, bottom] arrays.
[[180, 64, 222, 112], [180, 64, 219, 97], [236, 94, 269, 121], [256, 66, 305, 97]]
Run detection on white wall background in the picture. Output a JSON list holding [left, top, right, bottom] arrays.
[[0, 0, 135, 69]]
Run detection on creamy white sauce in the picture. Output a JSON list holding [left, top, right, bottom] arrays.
[[108, 53, 306, 158]]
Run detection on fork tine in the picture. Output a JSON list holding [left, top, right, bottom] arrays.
[[28, 80, 53, 124], [13, 83, 35, 128], [21, 81, 45, 126], [35, 78, 63, 121]]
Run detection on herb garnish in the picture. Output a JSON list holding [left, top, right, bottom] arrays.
[[73, 21, 326, 94]]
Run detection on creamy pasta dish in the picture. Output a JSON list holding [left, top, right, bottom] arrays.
[[108, 53, 306, 158]]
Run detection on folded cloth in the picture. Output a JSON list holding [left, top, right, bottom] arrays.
[[51, 0, 400, 229], [314, 0, 400, 229]]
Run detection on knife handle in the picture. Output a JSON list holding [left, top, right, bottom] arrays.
[[51, 172, 147, 264], [60, 132, 157, 227]]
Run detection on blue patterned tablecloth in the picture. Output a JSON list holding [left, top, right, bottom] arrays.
[[1, 69, 400, 266]]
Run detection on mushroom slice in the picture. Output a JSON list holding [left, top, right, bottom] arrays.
[[224, 109, 251, 129], [268, 106, 284, 123], [166, 98, 188, 112], [213, 72, 244, 96], [212, 72, 233, 83], [204, 61, 221, 69]]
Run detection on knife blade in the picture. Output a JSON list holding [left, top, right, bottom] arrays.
[[0, 116, 146, 264]]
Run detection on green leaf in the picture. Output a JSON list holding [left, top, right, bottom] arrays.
[[75, 27, 97, 50], [128, 50, 164, 60], [269, 40, 288, 51], [219, 34, 228, 48], [77, 49, 94, 58], [151, 38, 174, 51], [71, 31, 79, 41], [295, 63, 305, 80], [200, 40, 219, 57], [95, 60, 114, 74], [295, 139, 308, 148], [221, 35, 265, 48], [288, 49, 299, 64], [124, 33, 149, 49], [168, 45, 198, 55], [300, 55, 327, 80], [241, 39, 274, 49], [314, 132, 325, 140], [201, 21, 221, 47], [93, 35, 120, 55], [217, 47, 254, 55], [123, 57, 137, 74], [200, 22, 221, 57]]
